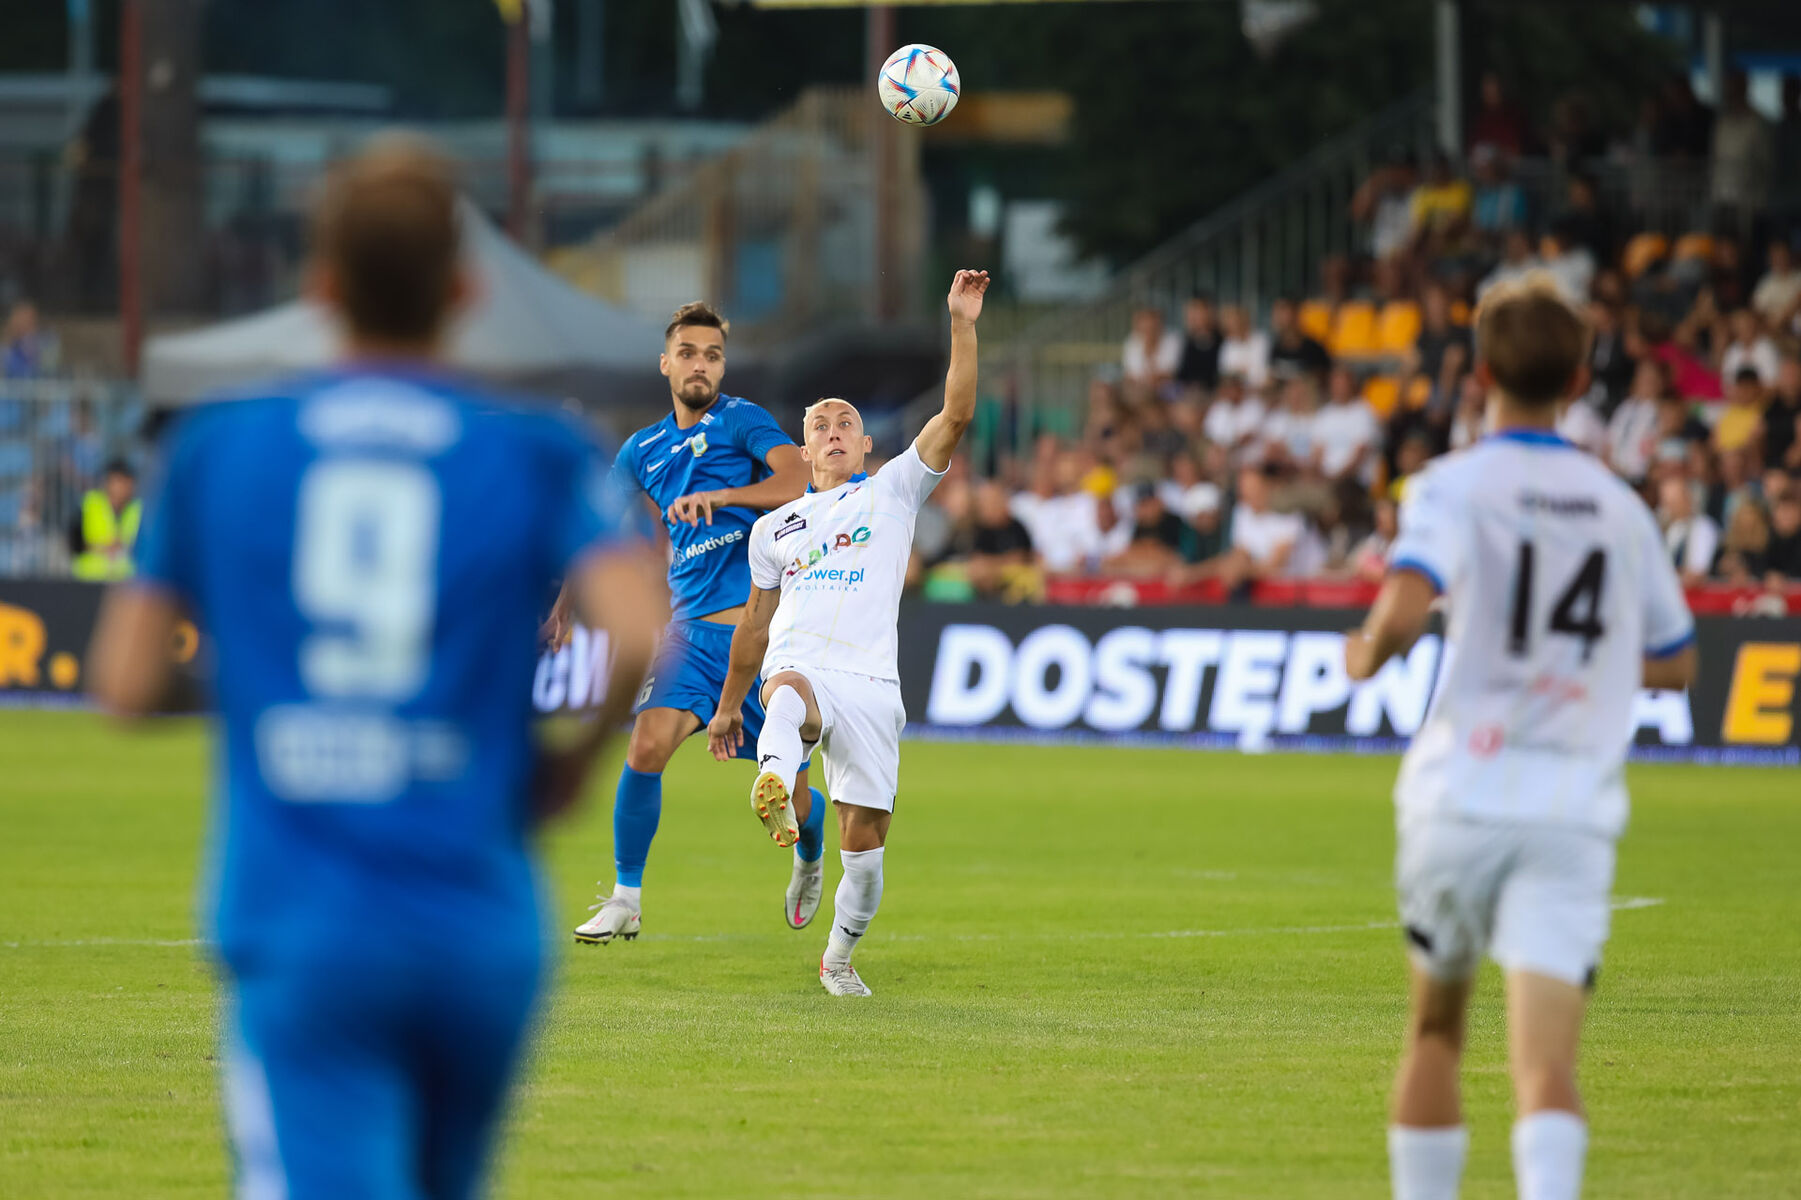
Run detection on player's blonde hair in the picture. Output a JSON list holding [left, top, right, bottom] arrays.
[[1474, 273, 1591, 406]]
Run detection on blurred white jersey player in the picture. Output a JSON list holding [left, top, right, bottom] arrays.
[[1346, 277, 1697, 1200], [709, 268, 990, 997]]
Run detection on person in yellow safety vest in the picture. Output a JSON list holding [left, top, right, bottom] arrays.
[[70, 458, 141, 581]]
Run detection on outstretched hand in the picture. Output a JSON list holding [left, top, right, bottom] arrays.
[[947, 269, 990, 325]]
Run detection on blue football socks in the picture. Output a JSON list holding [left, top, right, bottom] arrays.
[[797, 786, 827, 863], [612, 767, 662, 888]]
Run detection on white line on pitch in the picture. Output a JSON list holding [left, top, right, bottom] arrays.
[[1, 900, 1663, 951]]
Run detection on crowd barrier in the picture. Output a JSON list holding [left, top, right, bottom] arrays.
[[3, 583, 1797, 764]]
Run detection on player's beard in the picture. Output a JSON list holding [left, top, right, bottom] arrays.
[[675, 377, 718, 411]]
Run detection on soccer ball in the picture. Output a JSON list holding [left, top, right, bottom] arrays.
[[878, 44, 960, 127]]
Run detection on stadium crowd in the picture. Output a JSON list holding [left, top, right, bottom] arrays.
[[908, 69, 1801, 608]]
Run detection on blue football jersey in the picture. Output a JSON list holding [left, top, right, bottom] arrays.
[[611, 394, 793, 619], [133, 365, 631, 972]]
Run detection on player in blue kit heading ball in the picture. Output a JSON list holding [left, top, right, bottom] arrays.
[[569, 301, 828, 945], [87, 137, 664, 1200]]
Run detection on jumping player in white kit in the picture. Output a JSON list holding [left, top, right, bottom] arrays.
[[707, 268, 989, 997], [1345, 277, 1698, 1200]]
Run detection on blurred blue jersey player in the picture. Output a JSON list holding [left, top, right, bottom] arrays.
[[87, 138, 664, 1200], [569, 300, 830, 946]]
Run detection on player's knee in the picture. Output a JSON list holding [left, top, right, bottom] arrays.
[[624, 724, 679, 773], [1513, 1062, 1581, 1115], [1409, 990, 1468, 1047]]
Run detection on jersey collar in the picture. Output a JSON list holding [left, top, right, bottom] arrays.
[[1487, 427, 1574, 448], [806, 471, 868, 494]]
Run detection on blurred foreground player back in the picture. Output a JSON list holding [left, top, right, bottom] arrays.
[[87, 135, 663, 1200]]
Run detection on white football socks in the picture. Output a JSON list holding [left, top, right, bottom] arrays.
[[1389, 1125, 1468, 1200], [757, 685, 808, 796], [824, 847, 884, 968], [1512, 1111, 1586, 1200]]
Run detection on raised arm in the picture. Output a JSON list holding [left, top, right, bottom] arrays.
[[708, 583, 782, 761], [915, 269, 990, 472]]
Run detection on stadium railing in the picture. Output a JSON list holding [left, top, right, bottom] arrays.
[[546, 87, 927, 345], [0, 378, 145, 579]]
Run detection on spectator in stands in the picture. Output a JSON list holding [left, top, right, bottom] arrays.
[[1263, 376, 1319, 472], [1408, 153, 1473, 255], [1203, 373, 1267, 467], [1122, 305, 1182, 397], [1217, 463, 1306, 596], [1637, 310, 1722, 401], [1716, 499, 1771, 584], [1659, 473, 1720, 586], [1103, 485, 1187, 577], [1711, 69, 1774, 238], [1469, 145, 1528, 244], [1312, 365, 1380, 489], [64, 402, 106, 485], [1175, 294, 1222, 393], [1558, 392, 1609, 457], [965, 479, 1035, 601], [1751, 238, 1801, 335], [1713, 368, 1769, 461], [1, 301, 54, 379], [1766, 487, 1801, 584], [1541, 218, 1598, 303], [1547, 91, 1609, 166], [1267, 296, 1331, 382], [1469, 71, 1530, 158], [1348, 497, 1398, 584], [1219, 305, 1271, 389], [1158, 448, 1222, 523], [1763, 352, 1801, 473], [1449, 372, 1487, 452], [1017, 451, 1111, 577], [1719, 309, 1780, 386], [1477, 229, 1542, 301], [1586, 300, 1635, 415], [1558, 172, 1617, 265], [1354, 153, 1418, 263], [67, 458, 139, 581], [1409, 284, 1471, 395], [1388, 429, 1434, 502]]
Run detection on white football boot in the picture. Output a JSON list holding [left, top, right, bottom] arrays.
[[573, 891, 641, 945], [750, 770, 800, 848], [819, 957, 872, 997], [785, 855, 824, 930]]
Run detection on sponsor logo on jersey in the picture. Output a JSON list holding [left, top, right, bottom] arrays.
[[785, 526, 871, 577], [691, 432, 709, 457], [774, 512, 808, 541], [681, 529, 745, 560]]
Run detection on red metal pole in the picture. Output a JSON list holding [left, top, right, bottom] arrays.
[[118, 0, 143, 377], [507, 4, 531, 244]]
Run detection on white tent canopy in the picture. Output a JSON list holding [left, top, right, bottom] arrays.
[[143, 199, 667, 404]]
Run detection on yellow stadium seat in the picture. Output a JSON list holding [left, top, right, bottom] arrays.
[[1377, 301, 1422, 355], [1300, 300, 1334, 343], [1330, 301, 1379, 358], [1623, 232, 1669, 279], [1364, 375, 1402, 419]]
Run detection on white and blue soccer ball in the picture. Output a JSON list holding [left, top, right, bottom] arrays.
[[878, 44, 960, 127]]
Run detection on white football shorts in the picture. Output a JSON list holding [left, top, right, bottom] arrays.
[[1395, 817, 1616, 988], [773, 665, 906, 813]]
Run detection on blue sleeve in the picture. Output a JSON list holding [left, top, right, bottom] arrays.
[[132, 418, 204, 602], [730, 401, 794, 467], [549, 424, 640, 573]]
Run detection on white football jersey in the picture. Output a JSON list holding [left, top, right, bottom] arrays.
[[748, 440, 944, 683], [1389, 429, 1694, 838]]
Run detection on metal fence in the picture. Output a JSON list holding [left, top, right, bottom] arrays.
[[0, 378, 146, 578]]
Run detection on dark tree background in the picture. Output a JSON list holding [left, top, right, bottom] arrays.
[[0, 0, 1707, 265]]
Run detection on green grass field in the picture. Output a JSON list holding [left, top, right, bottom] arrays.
[[2, 711, 1798, 1198]]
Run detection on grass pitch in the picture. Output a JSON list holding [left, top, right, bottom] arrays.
[[2, 711, 1797, 1198]]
